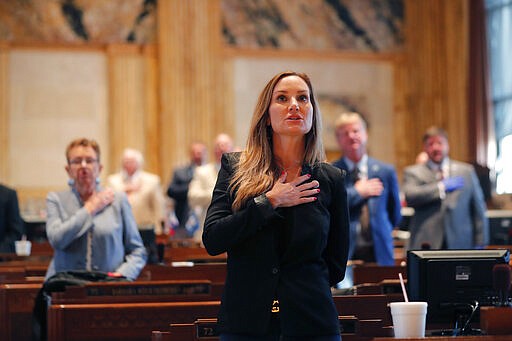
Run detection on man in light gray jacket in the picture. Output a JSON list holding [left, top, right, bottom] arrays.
[[403, 126, 489, 250]]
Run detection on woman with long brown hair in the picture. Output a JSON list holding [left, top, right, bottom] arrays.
[[203, 71, 349, 340]]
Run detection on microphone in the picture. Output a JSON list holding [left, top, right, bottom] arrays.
[[493, 263, 511, 307]]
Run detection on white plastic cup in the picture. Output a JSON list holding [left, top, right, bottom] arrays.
[[15, 240, 32, 256], [389, 301, 428, 338]]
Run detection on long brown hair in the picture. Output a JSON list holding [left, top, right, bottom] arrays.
[[230, 71, 325, 211]]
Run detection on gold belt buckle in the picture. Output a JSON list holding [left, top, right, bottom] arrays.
[[271, 299, 279, 313]]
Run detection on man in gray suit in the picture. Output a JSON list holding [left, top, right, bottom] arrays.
[[403, 126, 489, 250]]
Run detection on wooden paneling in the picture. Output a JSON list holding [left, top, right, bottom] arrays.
[[393, 54, 410, 178], [157, 0, 227, 183], [401, 0, 469, 173], [105, 43, 160, 175], [1, 0, 476, 197], [0, 42, 9, 182], [142, 45, 160, 175], [106, 44, 147, 175]]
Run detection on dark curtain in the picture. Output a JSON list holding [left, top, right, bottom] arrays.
[[468, 0, 495, 167]]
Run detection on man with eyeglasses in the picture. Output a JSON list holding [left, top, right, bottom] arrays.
[[33, 138, 147, 340], [44, 138, 147, 280]]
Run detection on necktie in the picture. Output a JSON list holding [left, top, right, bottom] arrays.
[[435, 166, 444, 180], [352, 167, 371, 242], [349, 167, 358, 183], [360, 200, 371, 242]]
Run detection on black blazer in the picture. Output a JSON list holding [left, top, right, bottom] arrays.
[[166, 164, 195, 227], [0, 184, 24, 253], [203, 152, 349, 337]]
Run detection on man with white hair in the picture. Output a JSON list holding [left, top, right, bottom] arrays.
[[188, 133, 234, 242], [107, 148, 166, 263], [332, 112, 402, 288]]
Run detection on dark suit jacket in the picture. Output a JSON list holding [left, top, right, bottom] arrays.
[[403, 160, 489, 249], [167, 164, 195, 227], [0, 184, 24, 252], [203, 152, 349, 337], [332, 157, 402, 266]]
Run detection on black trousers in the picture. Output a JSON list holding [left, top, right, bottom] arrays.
[[139, 228, 159, 264]]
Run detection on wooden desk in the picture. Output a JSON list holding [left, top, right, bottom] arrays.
[[354, 280, 404, 295], [51, 280, 223, 304], [0, 266, 26, 282], [168, 318, 219, 340], [152, 315, 389, 341], [352, 264, 406, 286], [333, 294, 402, 324], [47, 301, 221, 341], [154, 236, 226, 263], [480, 306, 512, 335], [374, 336, 512, 341], [139, 262, 227, 283], [0, 283, 42, 341], [163, 246, 226, 263]]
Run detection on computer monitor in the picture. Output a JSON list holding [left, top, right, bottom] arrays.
[[487, 210, 512, 245], [407, 249, 510, 327]]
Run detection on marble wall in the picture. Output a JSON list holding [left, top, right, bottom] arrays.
[[0, 0, 411, 208], [0, 0, 157, 43], [222, 0, 403, 52], [0, 0, 403, 52], [8, 50, 109, 187]]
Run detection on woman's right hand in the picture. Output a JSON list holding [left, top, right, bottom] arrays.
[[265, 172, 319, 208], [84, 188, 115, 216]]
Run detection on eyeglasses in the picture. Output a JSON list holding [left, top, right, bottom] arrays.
[[69, 158, 98, 167]]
